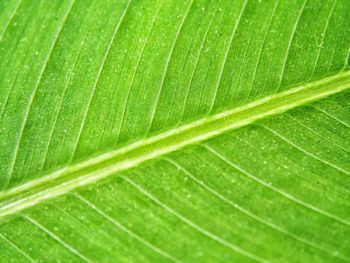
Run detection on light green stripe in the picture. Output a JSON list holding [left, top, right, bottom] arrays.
[[0, 70, 349, 219]]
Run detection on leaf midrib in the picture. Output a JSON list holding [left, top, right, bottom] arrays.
[[1, 71, 349, 220]]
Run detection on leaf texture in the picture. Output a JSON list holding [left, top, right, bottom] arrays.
[[0, 0, 349, 262]]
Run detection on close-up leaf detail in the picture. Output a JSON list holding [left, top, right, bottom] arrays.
[[0, 0, 349, 262]]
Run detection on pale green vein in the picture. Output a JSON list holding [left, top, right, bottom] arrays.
[[277, 0, 307, 91], [286, 114, 349, 152], [179, 7, 214, 123], [312, 105, 350, 128], [261, 124, 349, 175], [162, 156, 344, 259], [122, 175, 268, 262], [247, 0, 280, 99], [7, 0, 76, 187], [23, 214, 92, 262], [147, 0, 194, 134], [209, 0, 248, 112], [0, 71, 349, 219], [202, 141, 350, 227], [310, 0, 338, 78], [0, 0, 23, 42], [116, 0, 165, 143], [0, 233, 34, 262], [74, 193, 181, 263], [71, 0, 132, 159]]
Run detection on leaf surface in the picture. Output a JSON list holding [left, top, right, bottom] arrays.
[[0, 0, 349, 262]]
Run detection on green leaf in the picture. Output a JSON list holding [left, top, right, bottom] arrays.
[[0, 0, 349, 262]]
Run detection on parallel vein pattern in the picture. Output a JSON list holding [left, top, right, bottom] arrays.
[[1, 0, 349, 262], [0, 71, 349, 220]]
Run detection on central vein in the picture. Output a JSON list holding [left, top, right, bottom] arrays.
[[1, 71, 349, 219]]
